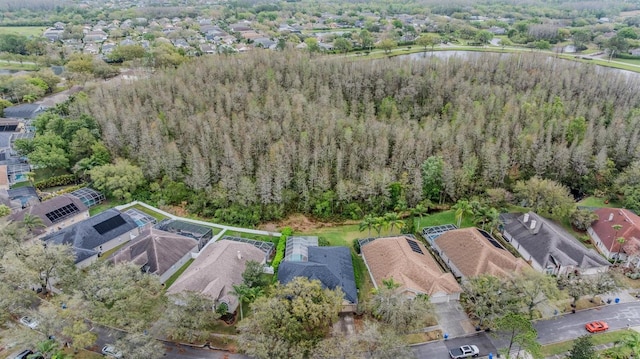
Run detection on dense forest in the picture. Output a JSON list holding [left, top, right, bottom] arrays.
[[77, 52, 640, 222]]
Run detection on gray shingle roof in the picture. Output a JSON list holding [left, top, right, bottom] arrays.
[[278, 246, 357, 304], [3, 104, 47, 119], [42, 208, 137, 263], [500, 212, 609, 270]]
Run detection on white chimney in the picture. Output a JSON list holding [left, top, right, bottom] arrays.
[[523, 213, 529, 223], [237, 251, 242, 260], [530, 220, 537, 230], [609, 213, 614, 221]]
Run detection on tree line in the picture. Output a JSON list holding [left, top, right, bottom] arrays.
[[70, 51, 640, 224]]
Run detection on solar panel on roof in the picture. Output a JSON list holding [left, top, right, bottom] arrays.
[[406, 238, 424, 255], [45, 203, 80, 223], [478, 229, 505, 250], [93, 214, 127, 235]]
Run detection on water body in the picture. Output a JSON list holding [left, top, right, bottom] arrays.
[[0, 69, 20, 75]]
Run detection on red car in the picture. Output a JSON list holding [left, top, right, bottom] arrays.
[[585, 321, 609, 333]]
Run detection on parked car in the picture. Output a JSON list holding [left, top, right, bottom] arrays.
[[585, 321, 609, 333], [101, 344, 123, 358], [19, 316, 38, 329], [449, 344, 480, 358]]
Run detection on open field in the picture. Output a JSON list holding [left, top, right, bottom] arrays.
[[0, 26, 46, 37]]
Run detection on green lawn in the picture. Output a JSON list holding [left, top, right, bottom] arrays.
[[119, 203, 170, 221], [578, 196, 621, 208], [89, 200, 125, 216], [0, 26, 46, 37], [9, 181, 32, 189], [164, 258, 194, 289], [33, 167, 70, 182], [98, 242, 128, 261], [416, 209, 475, 229], [223, 231, 277, 242], [541, 330, 628, 357]]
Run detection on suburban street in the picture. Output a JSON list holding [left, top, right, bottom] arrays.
[[413, 301, 640, 358]]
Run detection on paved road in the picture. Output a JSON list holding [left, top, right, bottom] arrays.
[[412, 332, 497, 358], [535, 301, 640, 345], [413, 301, 640, 358]]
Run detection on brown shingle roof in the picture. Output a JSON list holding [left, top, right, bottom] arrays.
[[9, 194, 88, 235], [166, 239, 266, 312], [435, 228, 527, 278], [361, 235, 461, 297], [111, 227, 198, 277]]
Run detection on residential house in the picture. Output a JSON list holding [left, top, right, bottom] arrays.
[[42, 209, 139, 267], [359, 235, 462, 303], [111, 227, 199, 283], [432, 228, 528, 279], [9, 194, 88, 238], [500, 212, 610, 276], [166, 239, 267, 314], [154, 219, 213, 251], [5, 186, 39, 210], [253, 37, 277, 49], [200, 44, 216, 54], [588, 208, 640, 267], [278, 237, 357, 312], [84, 30, 108, 42], [3, 104, 47, 120], [43, 28, 64, 42]]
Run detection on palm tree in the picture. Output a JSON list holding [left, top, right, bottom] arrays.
[[611, 224, 623, 259], [484, 208, 501, 234], [384, 212, 404, 235], [411, 203, 429, 228], [372, 217, 385, 237], [616, 237, 626, 265], [35, 339, 59, 359], [230, 284, 250, 320], [22, 213, 45, 232], [452, 200, 473, 227], [614, 331, 640, 358], [358, 214, 375, 237]]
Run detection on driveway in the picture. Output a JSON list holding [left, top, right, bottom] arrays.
[[433, 301, 476, 338]]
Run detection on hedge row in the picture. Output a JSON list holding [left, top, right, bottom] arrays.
[[271, 227, 293, 275], [35, 174, 78, 189]]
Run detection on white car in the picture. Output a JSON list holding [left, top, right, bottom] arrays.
[[101, 345, 123, 358], [19, 316, 38, 329]]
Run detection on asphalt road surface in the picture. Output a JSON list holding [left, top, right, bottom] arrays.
[[80, 302, 640, 359], [534, 301, 640, 344], [412, 332, 497, 358]]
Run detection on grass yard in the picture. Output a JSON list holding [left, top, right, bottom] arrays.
[[163, 258, 194, 289], [119, 203, 170, 221], [416, 209, 475, 229], [541, 330, 629, 357], [578, 196, 621, 208], [222, 230, 277, 242], [404, 329, 443, 344], [0, 26, 46, 37], [98, 242, 128, 261], [33, 167, 70, 182], [89, 200, 125, 216]]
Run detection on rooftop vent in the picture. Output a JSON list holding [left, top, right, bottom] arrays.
[[523, 213, 529, 223]]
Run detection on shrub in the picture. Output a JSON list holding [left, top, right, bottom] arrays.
[[35, 174, 78, 189], [271, 227, 292, 274]]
